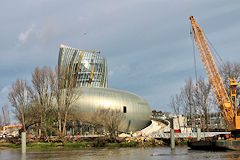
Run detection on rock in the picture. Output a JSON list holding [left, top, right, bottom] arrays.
[[118, 133, 131, 138]]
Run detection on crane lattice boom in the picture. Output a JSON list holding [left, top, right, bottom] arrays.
[[189, 16, 238, 130]]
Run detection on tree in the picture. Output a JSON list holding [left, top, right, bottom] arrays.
[[53, 66, 63, 135], [170, 94, 182, 116], [220, 61, 240, 102], [8, 65, 83, 138], [2, 103, 10, 126], [194, 76, 212, 131], [181, 78, 195, 115], [0, 114, 3, 126], [31, 66, 56, 138], [169, 62, 240, 131], [93, 108, 125, 138], [8, 79, 32, 132], [169, 94, 183, 130], [177, 77, 212, 131], [57, 66, 81, 136], [180, 78, 196, 130]]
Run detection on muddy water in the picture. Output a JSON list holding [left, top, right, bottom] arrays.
[[0, 146, 240, 160]]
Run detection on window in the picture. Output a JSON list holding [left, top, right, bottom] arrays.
[[123, 106, 127, 113]]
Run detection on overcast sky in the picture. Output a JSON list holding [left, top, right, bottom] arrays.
[[1, 0, 240, 114]]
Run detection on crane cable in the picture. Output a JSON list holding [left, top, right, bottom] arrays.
[[190, 24, 198, 91], [202, 30, 224, 73]]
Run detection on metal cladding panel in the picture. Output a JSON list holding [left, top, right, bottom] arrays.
[[72, 87, 151, 132]]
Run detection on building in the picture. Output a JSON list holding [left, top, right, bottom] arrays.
[[58, 45, 151, 132], [58, 44, 108, 88], [0, 124, 22, 137], [186, 112, 227, 131], [72, 87, 151, 132], [169, 112, 227, 133], [152, 110, 163, 119], [170, 115, 192, 133]]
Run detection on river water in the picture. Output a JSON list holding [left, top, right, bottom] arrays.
[[0, 146, 240, 160]]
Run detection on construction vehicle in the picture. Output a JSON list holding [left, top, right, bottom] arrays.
[[189, 16, 240, 150]]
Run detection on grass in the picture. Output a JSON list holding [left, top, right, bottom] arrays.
[[105, 142, 138, 148], [27, 143, 60, 150], [63, 142, 93, 148], [0, 141, 139, 150], [26, 142, 95, 150], [0, 143, 20, 149]]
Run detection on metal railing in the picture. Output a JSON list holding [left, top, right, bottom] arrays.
[[149, 132, 231, 138]]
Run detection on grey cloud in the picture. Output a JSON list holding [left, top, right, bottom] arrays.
[[17, 21, 62, 47], [18, 24, 35, 45], [1, 0, 240, 113]]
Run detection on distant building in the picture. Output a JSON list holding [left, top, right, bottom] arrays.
[[152, 110, 163, 119], [169, 112, 227, 133], [0, 124, 22, 136], [186, 112, 227, 131], [170, 115, 192, 133]]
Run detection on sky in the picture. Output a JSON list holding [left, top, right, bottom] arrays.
[[1, 0, 240, 116]]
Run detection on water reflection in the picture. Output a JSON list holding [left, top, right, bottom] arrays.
[[21, 154, 26, 160], [1, 147, 240, 160]]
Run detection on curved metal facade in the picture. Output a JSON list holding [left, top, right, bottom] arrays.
[[58, 44, 108, 88], [72, 87, 152, 132], [58, 44, 151, 132]]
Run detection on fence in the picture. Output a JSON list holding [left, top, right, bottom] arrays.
[[150, 132, 231, 138]]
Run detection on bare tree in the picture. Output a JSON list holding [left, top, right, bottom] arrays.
[[31, 66, 56, 138], [93, 108, 125, 137], [170, 61, 240, 132], [77, 112, 103, 135], [8, 65, 82, 138], [169, 94, 183, 130], [220, 61, 240, 103], [170, 94, 182, 115], [52, 66, 63, 134], [0, 114, 3, 126], [8, 79, 32, 132], [220, 61, 240, 83], [57, 66, 81, 136], [194, 76, 212, 131], [181, 78, 195, 115], [2, 103, 10, 126], [180, 78, 196, 130]]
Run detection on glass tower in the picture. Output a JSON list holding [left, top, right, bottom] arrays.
[[58, 44, 108, 88]]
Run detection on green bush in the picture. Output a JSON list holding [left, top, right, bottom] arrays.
[[105, 142, 137, 148], [27, 143, 58, 150], [92, 139, 106, 147], [0, 143, 20, 148], [63, 142, 91, 148]]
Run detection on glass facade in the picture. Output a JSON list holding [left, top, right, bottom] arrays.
[[58, 44, 108, 88]]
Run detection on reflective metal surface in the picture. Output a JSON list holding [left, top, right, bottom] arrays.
[[58, 44, 151, 131], [73, 87, 152, 131]]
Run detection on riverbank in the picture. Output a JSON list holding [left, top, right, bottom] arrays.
[[0, 136, 168, 150]]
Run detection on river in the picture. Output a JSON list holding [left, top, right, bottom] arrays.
[[0, 146, 240, 160]]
